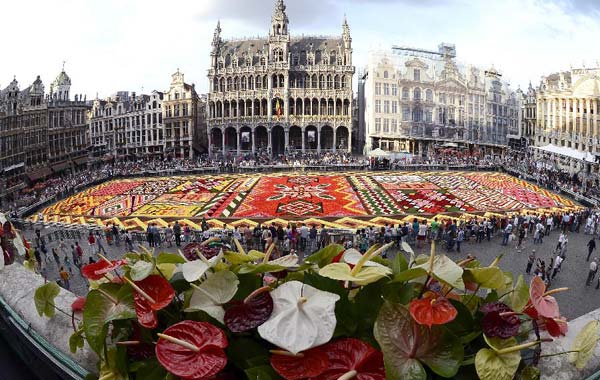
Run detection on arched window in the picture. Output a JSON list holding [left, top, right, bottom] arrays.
[[245, 55, 251, 67], [426, 89, 433, 102], [260, 56, 266, 66], [383, 70, 389, 79], [315, 50, 321, 64], [413, 88, 421, 100], [300, 51, 307, 65], [341, 75, 347, 89], [327, 75, 333, 89], [226, 77, 232, 91], [319, 74, 325, 89], [402, 87, 409, 100], [311, 74, 318, 88], [330, 51, 336, 65], [241, 76, 247, 90], [273, 48, 284, 62]]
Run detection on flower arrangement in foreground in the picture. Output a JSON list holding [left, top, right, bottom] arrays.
[[34, 239, 600, 380]]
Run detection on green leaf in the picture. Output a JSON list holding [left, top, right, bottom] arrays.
[[69, 328, 85, 353], [382, 281, 415, 304], [570, 320, 600, 369], [156, 263, 177, 280], [303, 271, 346, 296], [227, 337, 270, 369], [83, 283, 136, 355], [129, 260, 154, 281], [130, 359, 166, 380], [463, 267, 505, 289], [319, 262, 391, 285], [236, 262, 286, 274], [233, 273, 263, 302], [506, 274, 529, 312], [224, 250, 264, 264], [34, 282, 60, 318], [521, 366, 541, 380], [392, 267, 427, 283], [304, 244, 344, 268], [98, 348, 128, 380], [374, 302, 463, 380], [445, 299, 476, 339], [475, 337, 520, 380], [244, 365, 280, 380], [414, 254, 465, 290], [156, 252, 185, 265], [391, 253, 408, 275]]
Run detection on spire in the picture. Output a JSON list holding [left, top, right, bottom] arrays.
[[343, 14, 350, 35], [212, 20, 221, 48], [274, 0, 286, 15]]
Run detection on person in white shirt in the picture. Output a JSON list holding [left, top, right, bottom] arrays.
[[587, 258, 598, 286], [551, 255, 563, 279]]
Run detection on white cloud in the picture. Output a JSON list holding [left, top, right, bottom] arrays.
[[1, 0, 599, 96]]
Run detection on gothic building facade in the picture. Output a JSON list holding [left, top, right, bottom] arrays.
[[206, 0, 355, 157], [362, 44, 520, 156], [0, 69, 88, 205]]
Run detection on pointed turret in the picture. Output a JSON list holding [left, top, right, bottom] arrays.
[[270, 0, 289, 37], [342, 15, 352, 65], [212, 20, 222, 48]]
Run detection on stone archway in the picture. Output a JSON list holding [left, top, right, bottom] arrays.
[[210, 128, 223, 155], [305, 125, 318, 151], [320, 125, 333, 151], [289, 125, 302, 151], [336, 126, 349, 151], [240, 125, 252, 152], [224, 127, 237, 153], [255, 126, 268, 152], [271, 125, 285, 157]]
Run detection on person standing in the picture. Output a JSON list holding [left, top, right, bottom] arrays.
[[417, 220, 428, 248], [456, 228, 464, 253], [59, 267, 70, 290], [71, 245, 80, 268], [525, 251, 535, 274], [551, 254, 563, 279], [52, 247, 60, 266], [586, 258, 598, 286], [125, 230, 134, 251], [165, 225, 174, 248], [588, 237, 596, 262], [173, 221, 182, 247], [502, 222, 513, 246]]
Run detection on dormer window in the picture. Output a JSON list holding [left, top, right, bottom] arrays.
[[273, 48, 284, 62], [245, 55, 252, 67], [260, 56, 266, 66], [292, 54, 299, 66]]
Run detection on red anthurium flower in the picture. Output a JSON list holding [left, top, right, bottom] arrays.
[[271, 346, 328, 380], [409, 292, 457, 328], [81, 259, 127, 280], [224, 287, 273, 333], [183, 242, 219, 261], [545, 317, 568, 337], [309, 338, 385, 380], [71, 297, 86, 312], [130, 275, 175, 329], [529, 276, 559, 319], [156, 321, 228, 380], [480, 302, 521, 339]]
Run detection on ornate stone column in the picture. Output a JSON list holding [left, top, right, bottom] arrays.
[[207, 129, 212, 157], [348, 128, 352, 153], [267, 127, 272, 154], [333, 127, 337, 152], [221, 127, 226, 154], [301, 127, 305, 153], [284, 127, 290, 153], [317, 126, 321, 154]]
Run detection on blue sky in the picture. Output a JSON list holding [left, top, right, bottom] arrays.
[[2, 0, 600, 97]]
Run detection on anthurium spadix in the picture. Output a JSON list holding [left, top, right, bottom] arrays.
[[318, 242, 394, 285], [257, 281, 340, 354], [179, 249, 223, 283], [186, 270, 239, 323]]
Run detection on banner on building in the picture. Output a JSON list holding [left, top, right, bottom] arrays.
[[307, 130, 316, 143], [241, 132, 250, 143]]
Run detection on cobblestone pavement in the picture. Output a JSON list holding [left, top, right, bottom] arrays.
[[21, 224, 598, 320]]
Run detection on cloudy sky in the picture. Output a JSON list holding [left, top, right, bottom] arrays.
[[2, 0, 600, 97]]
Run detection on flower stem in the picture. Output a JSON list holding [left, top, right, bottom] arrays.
[[96, 288, 118, 305], [124, 277, 156, 304], [244, 286, 271, 304], [496, 339, 548, 355], [337, 370, 357, 380], [157, 333, 199, 352], [465, 284, 481, 307], [543, 287, 569, 297]]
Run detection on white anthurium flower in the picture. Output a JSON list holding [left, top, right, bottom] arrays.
[[266, 254, 299, 267], [181, 249, 223, 283], [12, 231, 27, 256], [342, 248, 392, 273], [185, 270, 239, 323], [0, 245, 4, 270], [257, 280, 340, 354]]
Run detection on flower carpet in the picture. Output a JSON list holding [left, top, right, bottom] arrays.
[[37, 171, 580, 230]]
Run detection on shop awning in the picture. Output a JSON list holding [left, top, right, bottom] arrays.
[[51, 161, 72, 172], [26, 167, 52, 181], [3, 162, 25, 172], [73, 157, 88, 166], [534, 144, 596, 163]]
